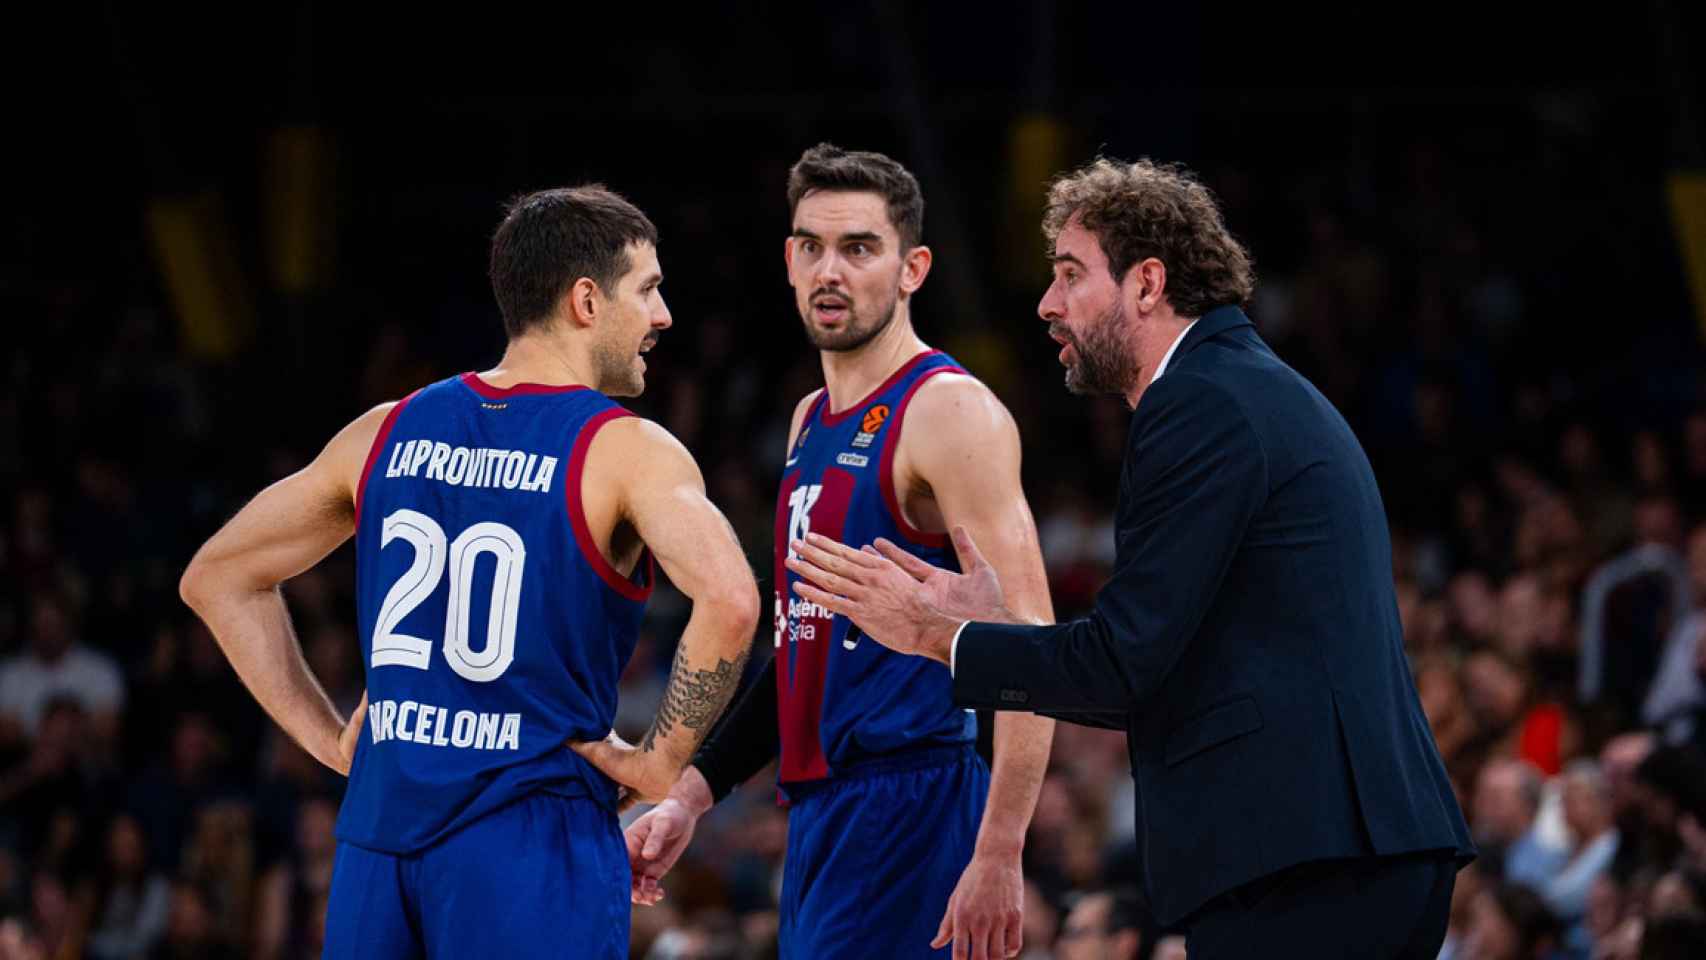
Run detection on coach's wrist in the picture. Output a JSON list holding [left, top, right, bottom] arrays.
[[673, 765, 716, 816]]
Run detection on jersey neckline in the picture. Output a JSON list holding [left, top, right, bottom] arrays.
[[816, 350, 944, 427], [459, 372, 590, 399]]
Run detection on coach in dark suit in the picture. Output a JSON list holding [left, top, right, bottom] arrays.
[[787, 158, 1474, 958]]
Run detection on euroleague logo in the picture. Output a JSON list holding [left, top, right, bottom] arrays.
[[851, 404, 889, 448]]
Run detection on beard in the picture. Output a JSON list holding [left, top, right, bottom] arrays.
[[592, 330, 653, 398], [800, 289, 899, 353], [1058, 299, 1139, 396]]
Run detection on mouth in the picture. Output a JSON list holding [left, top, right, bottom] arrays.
[[1048, 325, 1075, 365], [810, 293, 850, 325], [638, 337, 658, 355]]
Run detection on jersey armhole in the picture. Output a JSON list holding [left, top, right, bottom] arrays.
[[876, 367, 961, 549], [798, 390, 828, 438], [353, 391, 419, 527], [566, 407, 655, 603]]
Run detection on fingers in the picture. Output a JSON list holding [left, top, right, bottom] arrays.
[[565, 738, 617, 771], [804, 532, 882, 567], [949, 525, 989, 571], [986, 921, 1006, 960], [785, 551, 867, 601], [631, 872, 664, 906], [625, 817, 649, 862], [791, 581, 854, 617], [873, 538, 941, 581], [934, 900, 962, 948], [1003, 910, 1023, 957], [641, 820, 669, 860]]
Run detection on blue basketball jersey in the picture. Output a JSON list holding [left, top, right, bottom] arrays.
[[337, 372, 651, 854], [773, 350, 975, 786]]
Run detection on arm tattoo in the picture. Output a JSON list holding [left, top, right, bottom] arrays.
[[640, 641, 750, 755]]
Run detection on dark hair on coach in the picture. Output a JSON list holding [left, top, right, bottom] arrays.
[[488, 185, 659, 338], [787, 143, 925, 249], [1043, 157, 1255, 317]]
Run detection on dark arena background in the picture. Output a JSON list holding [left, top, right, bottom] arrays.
[[6, 2, 1706, 957]]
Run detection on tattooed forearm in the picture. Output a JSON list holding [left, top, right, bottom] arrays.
[[639, 641, 750, 755]]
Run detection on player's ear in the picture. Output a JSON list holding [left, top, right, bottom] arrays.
[[563, 277, 601, 328], [782, 235, 796, 275], [899, 244, 932, 295]]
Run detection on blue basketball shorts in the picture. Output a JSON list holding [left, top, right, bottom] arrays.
[[323, 791, 628, 958], [779, 745, 990, 959]]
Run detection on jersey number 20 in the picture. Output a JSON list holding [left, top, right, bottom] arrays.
[[371, 508, 524, 682]]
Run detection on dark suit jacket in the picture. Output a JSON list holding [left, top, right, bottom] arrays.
[[954, 306, 1473, 925]]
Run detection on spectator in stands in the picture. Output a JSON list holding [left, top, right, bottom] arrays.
[[1053, 888, 1146, 960], [0, 592, 124, 750], [1542, 761, 1619, 923], [88, 814, 170, 960], [1464, 883, 1561, 960], [1474, 759, 1568, 887]]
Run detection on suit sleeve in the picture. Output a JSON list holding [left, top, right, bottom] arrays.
[[952, 372, 1268, 713]]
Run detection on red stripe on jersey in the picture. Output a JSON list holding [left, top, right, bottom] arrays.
[[567, 408, 654, 603], [460, 372, 590, 399], [877, 366, 960, 548], [774, 467, 857, 784], [354, 391, 419, 527]]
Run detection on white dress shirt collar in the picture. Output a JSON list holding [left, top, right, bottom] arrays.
[[1151, 319, 1199, 384]]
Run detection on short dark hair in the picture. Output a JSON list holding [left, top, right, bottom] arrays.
[[488, 185, 658, 338], [1043, 157, 1255, 317], [786, 143, 925, 249]]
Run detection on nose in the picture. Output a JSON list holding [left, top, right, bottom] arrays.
[[654, 294, 673, 330], [1037, 279, 1065, 323], [812, 247, 845, 287]]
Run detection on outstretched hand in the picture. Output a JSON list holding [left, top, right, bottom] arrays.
[[785, 526, 1008, 665]]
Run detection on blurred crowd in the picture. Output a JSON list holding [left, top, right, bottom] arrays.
[[4, 87, 1706, 959]]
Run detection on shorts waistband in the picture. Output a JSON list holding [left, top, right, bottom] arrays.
[[780, 743, 975, 802]]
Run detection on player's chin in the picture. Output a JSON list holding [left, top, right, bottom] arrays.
[[605, 370, 646, 398]]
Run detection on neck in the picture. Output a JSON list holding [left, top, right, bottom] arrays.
[[819, 304, 929, 412], [1122, 310, 1193, 410], [483, 328, 595, 391]]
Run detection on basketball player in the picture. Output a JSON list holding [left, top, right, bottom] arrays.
[[179, 186, 760, 959], [576, 145, 1057, 960]]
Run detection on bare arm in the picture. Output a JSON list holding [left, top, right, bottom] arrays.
[[178, 405, 389, 774], [900, 374, 1055, 956], [905, 375, 1055, 850], [574, 417, 761, 801]]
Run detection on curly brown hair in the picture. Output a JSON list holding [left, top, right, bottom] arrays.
[[1042, 157, 1255, 317]]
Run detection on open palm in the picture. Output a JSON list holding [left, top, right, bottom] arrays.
[[871, 527, 1005, 623], [787, 526, 1008, 663]]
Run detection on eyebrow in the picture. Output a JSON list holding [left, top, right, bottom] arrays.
[[791, 229, 884, 245], [1051, 253, 1086, 268]]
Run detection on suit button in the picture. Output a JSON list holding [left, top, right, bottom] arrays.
[[999, 689, 1029, 704]]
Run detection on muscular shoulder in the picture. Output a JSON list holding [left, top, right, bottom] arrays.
[[588, 415, 698, 474], [905, 372, 1018, 446], [900, 372, 1021, 478], [327, 400, 404, 500]]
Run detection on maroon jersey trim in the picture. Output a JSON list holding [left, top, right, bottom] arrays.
[[877, 366, 962, 549], [566, 408, 655, 603], [354, 390, 420, 527]]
